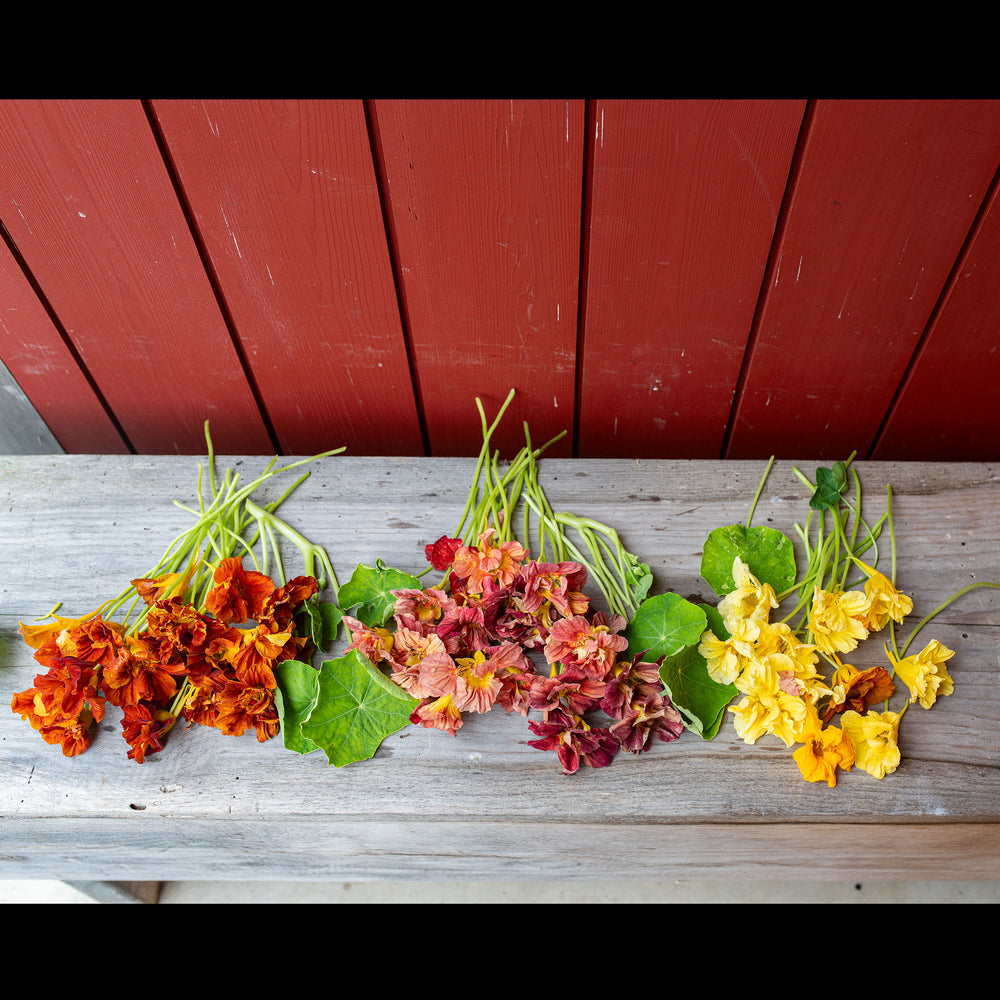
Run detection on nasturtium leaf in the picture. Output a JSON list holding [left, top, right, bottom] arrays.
[[700, 523, 796, 597], [299, 649, 419, 767], [657, 604, 737, 740], [625, 592, 708, 661], [622, 550, 654, 607], [273, 659, 321, 755], [809, 461, 848, 511], [336, 560, 422, 627], [319, 601, 343, 642]]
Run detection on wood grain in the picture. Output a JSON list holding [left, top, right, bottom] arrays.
[[577, 99, 804, 459], [0, 100, 271, 455], [370, 100, 584, 457], [726, 99, 1000, 461], [149, 99, 424, 456], [873, 171, 1000, 461], [1, 455, 998, 879]]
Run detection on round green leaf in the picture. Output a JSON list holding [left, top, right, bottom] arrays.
[[625, 592, 708, 661], [700, 523, 796, 597], [657, 604, 736, 740], [299, 649, 419, 767]]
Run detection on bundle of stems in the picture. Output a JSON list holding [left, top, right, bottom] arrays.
[[451, 390, 652, 620], [100, 423, 343, 636]]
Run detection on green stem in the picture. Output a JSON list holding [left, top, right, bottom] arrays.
[[899, 580, 1000, 657], [746, 455, 775, 529]]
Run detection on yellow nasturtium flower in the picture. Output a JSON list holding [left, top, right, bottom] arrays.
[[888, 639, 955, 709], [840, 709, 901, 779], [728, 656, 808, 748], [808, 587, 871, 655], [858, 563, 914, 632], [718, 557, 779, 627], [698, 616, 759, 686]]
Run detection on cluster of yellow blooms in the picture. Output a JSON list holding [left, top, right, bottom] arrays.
[[698, 556, 955, 787]]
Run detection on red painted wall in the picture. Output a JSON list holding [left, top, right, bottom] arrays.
[[2, 99, 998, 460]]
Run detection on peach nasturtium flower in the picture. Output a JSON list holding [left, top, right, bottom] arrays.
[[451, 527, 528, 595]]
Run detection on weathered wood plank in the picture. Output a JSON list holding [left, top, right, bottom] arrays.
[[2, 455, 998, 879]]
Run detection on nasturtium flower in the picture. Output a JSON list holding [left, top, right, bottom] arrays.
[[823, 661, 895, 721], [425, 535, 463, 572], [450, 527, 528, 595], [808, 587, 871, 655], [888, 639, 955, 709], [517, 560, 589, 625], [120, 702, 176, 763], [729, 655, 808, 747], [529, 664, 607, 716], [608, 689, 684, 754], [410, 693, 464, 736], [840, 709, 901, 779], [792, 704, 855, 787], [718, 557, 779, 626], [543, 612, 628, 679], [17, 605, 110, 651], [392, 587, 455, 634], [213, 677, 279, 742], [453, 649, 504, 714], [698, 617, 759, 686], [226, 622, 295, 690], [101, 635, 186, 707], [342, 615, 395, 665], [854, 562, 913, 632], [203, 556, 275, 624], [526, 708, 617, 774]]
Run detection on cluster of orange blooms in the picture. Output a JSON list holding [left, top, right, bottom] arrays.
[[12, 558, 318, 762]]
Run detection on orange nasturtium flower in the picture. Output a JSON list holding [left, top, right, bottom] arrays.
[[18, 605, 112, 651], [823, 661, 895, 722], [203, 557, 275, 624], [792, 704, 855, 787]]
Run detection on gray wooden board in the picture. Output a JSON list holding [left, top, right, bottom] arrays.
[[2, 455, 999, 881]]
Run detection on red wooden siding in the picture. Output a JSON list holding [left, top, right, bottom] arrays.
[[2, 98, 999, 461], [370, 99, 584, 457], [578, 99, 805, 458], [0, 99, 272, 455]]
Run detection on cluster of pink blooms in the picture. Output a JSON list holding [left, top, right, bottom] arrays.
[[342, 527, 684, 774]]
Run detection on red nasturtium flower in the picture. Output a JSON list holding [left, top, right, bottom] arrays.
[[425, 535, 463, 572]]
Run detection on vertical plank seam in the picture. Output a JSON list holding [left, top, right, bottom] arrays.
[[719, 100, 816, 460], [571, 100, 596, 459], [868, 155, 1000, 459], [0, 216, 134, 454], [364, 100, 431, 457], [140, 100, 282, 455]]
